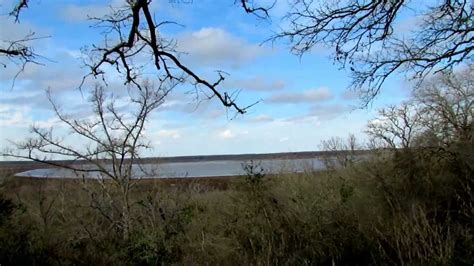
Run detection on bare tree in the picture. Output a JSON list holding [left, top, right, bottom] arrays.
[[366, 65, 473, 149], [366, 103, 422, 149], [259, 0, 473, 104], [414, 65, 473, 145], [319, 133, 361, 169], [4, 80, 173, 239]]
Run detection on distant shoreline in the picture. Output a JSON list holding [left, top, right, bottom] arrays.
[[0, 150, 368, 173]]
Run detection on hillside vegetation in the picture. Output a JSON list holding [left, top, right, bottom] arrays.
[[0, 69, 472, 265]]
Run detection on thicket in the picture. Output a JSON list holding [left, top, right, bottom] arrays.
[[0, 69, 472, 265]]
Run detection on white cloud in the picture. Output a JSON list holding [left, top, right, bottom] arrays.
[[341, 90, 360, 100], [368, 118, 387, 126], [249, 114, 274, 123], [61, 48, 82, 59], [177, 27, 267, 67], [61, 0, 127, 22], [0, 105, 28, 127], [33, 117, 62, 128], [218, 128, 235, 139], [267, 87, 332, 104], [282, 115, 321, 125], [309, 104, 353, 119], [154, 129, 181, 139], [216, 128, 250, 140], [224, 76, 286, 91], [62, 5, 109, 21], [147, 128, 182, 146], [274, 103, 352, 125], [0, 16, 51, 81], [0, 104, 62, 129], [0, 15, 49, 41]]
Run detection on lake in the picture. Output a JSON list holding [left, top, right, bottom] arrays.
[[15, 158, 328, 179]]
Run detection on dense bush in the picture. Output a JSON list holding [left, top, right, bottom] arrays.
[[1, 139, 472, 265]]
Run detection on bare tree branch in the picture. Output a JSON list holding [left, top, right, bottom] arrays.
[[238, 0, 274, 19], [4, 0, 255, 114], [366, 103, 422, 149], [83, 0, 253, 114], [266, 0, 473, 105], [0, 32, 49, 88], [414, 65, 473, 144], [9, 0, 29, 22], [366, 65, 473, 149], [3, 80, 173, 238]]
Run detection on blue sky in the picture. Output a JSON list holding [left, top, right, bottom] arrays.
[[0, 0, 412, 158]]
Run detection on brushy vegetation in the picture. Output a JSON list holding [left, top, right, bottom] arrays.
[[1, 68, 472, 265], [0, 138, 472, 265]]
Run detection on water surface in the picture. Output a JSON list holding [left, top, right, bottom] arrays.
[[16, 158, 327, 179]]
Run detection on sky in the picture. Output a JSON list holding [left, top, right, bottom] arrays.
[[0, 0, 413, 159]]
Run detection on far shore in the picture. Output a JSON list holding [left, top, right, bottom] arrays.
[[0, 150, 369, 174]]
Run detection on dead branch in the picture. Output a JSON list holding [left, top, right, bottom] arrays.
[[268, 0, 473, 105], [9, 0, 29, 22], [84, 0, 252, 114], [0, 32, 48, 88], [238, 0, 274, 19]]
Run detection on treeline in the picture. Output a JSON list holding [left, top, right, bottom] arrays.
[[0, 68, 472, 265]]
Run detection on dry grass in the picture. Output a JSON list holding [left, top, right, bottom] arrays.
[[0, 149, 472, 265]]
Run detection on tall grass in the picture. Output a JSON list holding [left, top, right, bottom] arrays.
[[0, 145, 472, 265]]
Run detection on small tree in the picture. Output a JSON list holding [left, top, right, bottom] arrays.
[[366, 103, 422, 149], [319, 134, 361, 169], [366, 66, 473, 150], [4, 80, 174, 239], [414, 66, 473, 145]]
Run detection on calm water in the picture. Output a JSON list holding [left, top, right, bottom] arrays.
[[15, 158, 327, 179]]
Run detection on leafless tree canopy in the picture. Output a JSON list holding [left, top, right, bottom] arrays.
[[0, 32, 49, 87], [367, 65, 473, 149], [5, 81, 171, 175], [319, 134, 361, 169], [4, 80, 173, 238], [414, 65, 473, 144], [366, 103, 422, 149], [4, 0, 472, 110], [83, 0, 255, 114], [4, 0, 255, 114], [260, 0, 473, 105], [1, 0, 46, 87]]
